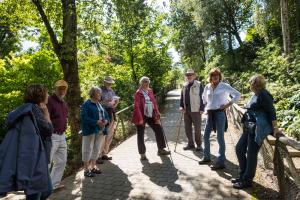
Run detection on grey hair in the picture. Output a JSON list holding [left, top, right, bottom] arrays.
[[139, 76, 150, 85], [89, 86, 102, 98]]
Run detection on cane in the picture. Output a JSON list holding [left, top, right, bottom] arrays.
[[174, 112, 184, 152], [160, 119, 174, 166]]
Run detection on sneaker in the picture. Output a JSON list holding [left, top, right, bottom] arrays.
[[53, 184, 65, 192], [91, 168, 102, 174], [195, 146, 203, 151], [210, 163, 225, 170], [102, 155, 112, 160], [0, 193, 7, 198], [84, 170, 95, 177], [96, 158, 104, 164], [231, 178, 240, 184], [183, 145, 195, 150], [233, 181, 252, 189], [157, 149, 171, 155], [140, 154, 148, 160], [198, 158, 211, 165]]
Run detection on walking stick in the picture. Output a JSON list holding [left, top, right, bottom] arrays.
[[160, 119, 174, 166], [174, 112, 184, 152]]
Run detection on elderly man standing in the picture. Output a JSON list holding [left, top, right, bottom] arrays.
[[47, 80, 68, 191], [98, 76, 119, 163], [179, 69, 205, 151]]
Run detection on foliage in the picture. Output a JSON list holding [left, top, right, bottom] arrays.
[[0, 50, 62, 141]]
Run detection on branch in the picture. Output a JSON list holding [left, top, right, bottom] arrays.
[[31, 0, 61, 57]]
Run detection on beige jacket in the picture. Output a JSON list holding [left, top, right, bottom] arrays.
[[181, 80, 204, 112]]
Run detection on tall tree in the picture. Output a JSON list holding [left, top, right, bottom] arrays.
[[32, 0, 82, 169], [280, 0, 291, 54]]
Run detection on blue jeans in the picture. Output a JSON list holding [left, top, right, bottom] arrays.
[[235, 125, 261, 183], [203, 111, 226, 165]]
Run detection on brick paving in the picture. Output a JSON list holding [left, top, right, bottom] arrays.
[[4, 89, 253, 200]]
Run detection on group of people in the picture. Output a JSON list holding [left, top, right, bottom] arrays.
[[0, 68, 283, 199], [0, 76, 119, 199], [178, 68, 282, 189]]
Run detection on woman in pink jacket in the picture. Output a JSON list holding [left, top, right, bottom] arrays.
[[132, 76, 170, 160]]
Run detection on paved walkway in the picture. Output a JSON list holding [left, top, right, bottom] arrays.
[[4, 89, 254, 200]]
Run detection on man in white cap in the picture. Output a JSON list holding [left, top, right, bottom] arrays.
[[97, 76, 119, 163], [47, 80, 68, 191], [179, 69, 205, 151]]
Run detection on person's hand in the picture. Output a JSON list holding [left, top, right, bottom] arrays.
[[97, 119, 106, 127], [273, 128, 284, 138], [38, 103, 51, 122], [137, 120, 144, 125], [220, 102, 232, 110], [179, 107, 185, 113]]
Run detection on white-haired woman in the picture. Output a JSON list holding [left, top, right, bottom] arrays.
[[131, 76, 170, 160], [233, 75, 282, 189], [80, 86, 110, 177]]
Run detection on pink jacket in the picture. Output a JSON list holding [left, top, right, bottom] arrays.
[[131, 88, 160, 125]]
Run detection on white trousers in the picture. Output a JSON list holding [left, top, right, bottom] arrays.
[[50, 133, 67, 189], [82, 133, 105, 162]]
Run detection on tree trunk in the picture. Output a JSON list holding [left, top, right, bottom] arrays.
[[295, 0, 300, 40], [228, 32, 236, 69], [280, 0, 291, 54], [33, 0, 82, 173]]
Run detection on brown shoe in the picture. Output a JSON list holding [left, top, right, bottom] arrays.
[[96, 158, 104, 164], [53, 184, 65, 192], [140, 154, 148, 160], [157, 149, 171, 155], [102, 155, 112, 160]]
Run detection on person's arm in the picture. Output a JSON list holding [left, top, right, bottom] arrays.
[[202, 85, 208, 106], [80, 103, 98, 126], [221, 83, 241, 109], [133, 91, 144, 125], [199, 83, 205, 112]]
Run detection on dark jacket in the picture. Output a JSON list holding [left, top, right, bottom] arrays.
[[80, 99, 110, 136], [0, 103, 50, 195]]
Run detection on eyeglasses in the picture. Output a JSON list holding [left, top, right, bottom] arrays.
[[186, 74, 193, 77]]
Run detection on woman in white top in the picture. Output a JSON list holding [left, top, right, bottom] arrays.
[[199, 68, 241, 170]]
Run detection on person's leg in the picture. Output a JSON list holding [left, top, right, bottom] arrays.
[[215, 112, 226, 165], [183, 112, 195, 148], [102, 119, 116, 157], [242, 130, 261, 183], [90, 133, 104, 173], [191, 112, 202, 149], [146, 118, 166, 150], [235, 130, 249, 179], [203, 116, 212, 160], [50, 134, 68, 188], [82, 135, 95, 177], [137, 125, 146, 154], [26, 193, 41, 200]]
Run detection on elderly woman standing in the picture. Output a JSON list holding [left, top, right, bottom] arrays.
[[199, 68, 241, 170], [233, 75, 282, 189], [132, 76, 170, 160], [81, 86, 110, 177], [0, 84, 53, 199]]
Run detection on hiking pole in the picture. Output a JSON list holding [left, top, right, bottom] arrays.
[[174, 112, 184, 152], [160, 120, 174, 166]]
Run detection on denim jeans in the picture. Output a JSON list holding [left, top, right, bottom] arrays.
[[203, 111, 226, 165], [235, 124, 260, 183]]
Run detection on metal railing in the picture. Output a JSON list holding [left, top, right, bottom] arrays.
[[228, 103, 300, 199]]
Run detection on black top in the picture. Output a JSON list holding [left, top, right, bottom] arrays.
[[32, 104, 53, 163], [248, 89, 277, 124]]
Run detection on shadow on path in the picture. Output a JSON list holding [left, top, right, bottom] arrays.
[[141, 156, 182, 193]]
